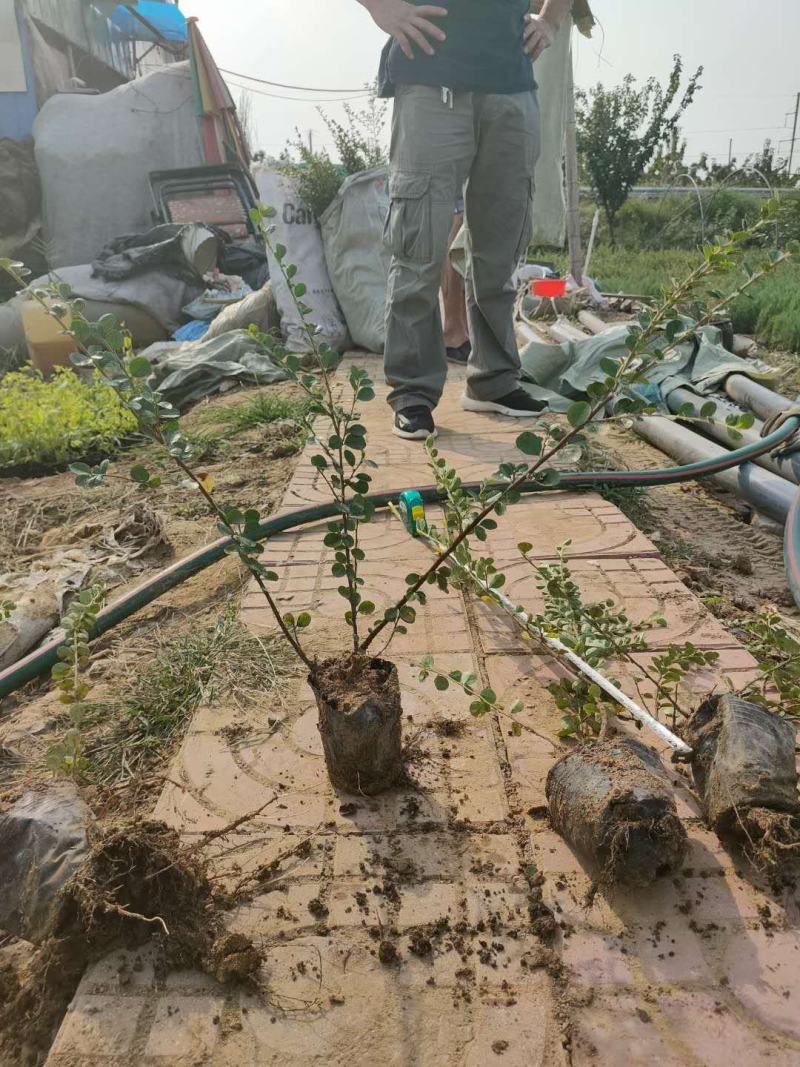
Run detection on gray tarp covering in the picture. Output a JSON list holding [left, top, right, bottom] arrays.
[[34, 63, 204, 269], [0, 265, 202, 356], [144, 329, 287, 407], [531, 17, 571, 247], [519, 323, 778, 412]]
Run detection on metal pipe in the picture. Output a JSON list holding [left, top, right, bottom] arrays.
[[633, 415, 796, 523], [667, 386, 800, 485]]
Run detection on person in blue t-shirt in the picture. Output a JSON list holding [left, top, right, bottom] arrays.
[[357, 0, 571, 439]]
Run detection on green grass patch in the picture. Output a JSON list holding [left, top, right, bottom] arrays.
[[205, 392, 312, 434], [576, 190, 800, 252], [87, 611, 301, 785], [536, 246, 800, 353], [0, 367, 136, 473]]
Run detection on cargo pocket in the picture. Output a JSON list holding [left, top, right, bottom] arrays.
[[385, 172, 432, 263], [514, 178, 535, 263]]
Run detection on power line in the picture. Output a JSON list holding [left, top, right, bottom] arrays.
[[685, 125, 790, 135], [227, 80, 370, 104], [220, 67, 368, 94]]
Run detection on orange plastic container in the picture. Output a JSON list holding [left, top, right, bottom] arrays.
[[21, 300, 77, 378]]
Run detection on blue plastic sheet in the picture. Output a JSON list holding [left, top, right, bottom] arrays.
[[173, 319, 210, 342], [110, 2, 188, 44]]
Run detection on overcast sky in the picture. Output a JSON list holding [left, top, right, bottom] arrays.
[[180, 0, 800, 172]]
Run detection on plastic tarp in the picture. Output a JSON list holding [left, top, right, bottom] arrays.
[[143, 329, 288, 407], [34, 63, 205, 268], [531, 18, 571, 247], [110, 2, 189, 44], [0, 783, 91, 943], [0, 0, 26, 92], [0, 265, 201, 355], [518, 323, 780, 413]]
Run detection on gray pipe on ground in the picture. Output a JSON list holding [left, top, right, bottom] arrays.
[[633, 415, 796, 523], [666, 387, 800, 485], [724, 375, 792, 422]]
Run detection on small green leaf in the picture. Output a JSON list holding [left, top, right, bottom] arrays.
[[567, 401, 591, 428], [434, 675, 450, 691], [130, 465, 150, 484], [516, 431, 542, 456], [127, 356, 151, 378]]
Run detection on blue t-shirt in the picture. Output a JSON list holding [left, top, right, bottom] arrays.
[[378, 0, 535, 97]]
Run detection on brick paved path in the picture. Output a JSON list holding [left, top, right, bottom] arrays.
[[48, 359, 800, 1066]]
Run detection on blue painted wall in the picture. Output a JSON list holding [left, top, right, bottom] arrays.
[[0, 6, 38, 141]]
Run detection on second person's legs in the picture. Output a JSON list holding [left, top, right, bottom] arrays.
[[463, 91, 541, 404]]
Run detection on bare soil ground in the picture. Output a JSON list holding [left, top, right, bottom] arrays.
[[0, 382, 307, 809]]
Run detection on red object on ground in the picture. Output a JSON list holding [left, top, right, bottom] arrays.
[[532, 278, 568, 298]]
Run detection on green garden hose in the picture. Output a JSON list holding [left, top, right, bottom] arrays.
[[1, 413, 799, 701]]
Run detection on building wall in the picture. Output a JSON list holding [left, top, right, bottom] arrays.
[[0, 1, 38, 140]]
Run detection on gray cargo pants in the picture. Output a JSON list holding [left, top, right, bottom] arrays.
[[384, 85, 541, 412]]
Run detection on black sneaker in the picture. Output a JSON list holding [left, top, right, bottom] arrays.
[[393, 405, 437, 440], [461, 387, 545, 417], [446, 341, 472, 364]]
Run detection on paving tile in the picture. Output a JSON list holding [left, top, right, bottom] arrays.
[[48, 995, 145, 1059], [571, 992, 687, 1066], [723, 928, 800, 1040], [631, 917, 714, 984], [659, 989, 800, 1066], [143, 996, 225, 1062], [560, 928, 635, 987], [464, 973, 566, 1066]]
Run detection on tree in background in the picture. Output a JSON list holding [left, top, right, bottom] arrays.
[[577, 55, 702, 245]]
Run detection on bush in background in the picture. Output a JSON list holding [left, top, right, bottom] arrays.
[[0, 367, 136, 472], [279, 92, 388, 220], [577, 191, 800, 252]]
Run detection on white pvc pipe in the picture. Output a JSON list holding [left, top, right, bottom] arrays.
[[415, 526, 692, 755], [474, 572, 692, 755]]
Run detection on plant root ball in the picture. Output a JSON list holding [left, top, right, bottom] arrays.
[[546, 737, 688, 887]]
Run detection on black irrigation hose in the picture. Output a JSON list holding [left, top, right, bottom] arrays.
[[2, 413, 799, 701]]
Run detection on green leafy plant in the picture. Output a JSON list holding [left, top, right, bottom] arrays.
[[0, 366, 136, 471], [738, 608, 800, 720], [1, 198, 793, 785], [46, 585, 105, 779], [577, 55, 703, 245], [280, 89, 387, 218]]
